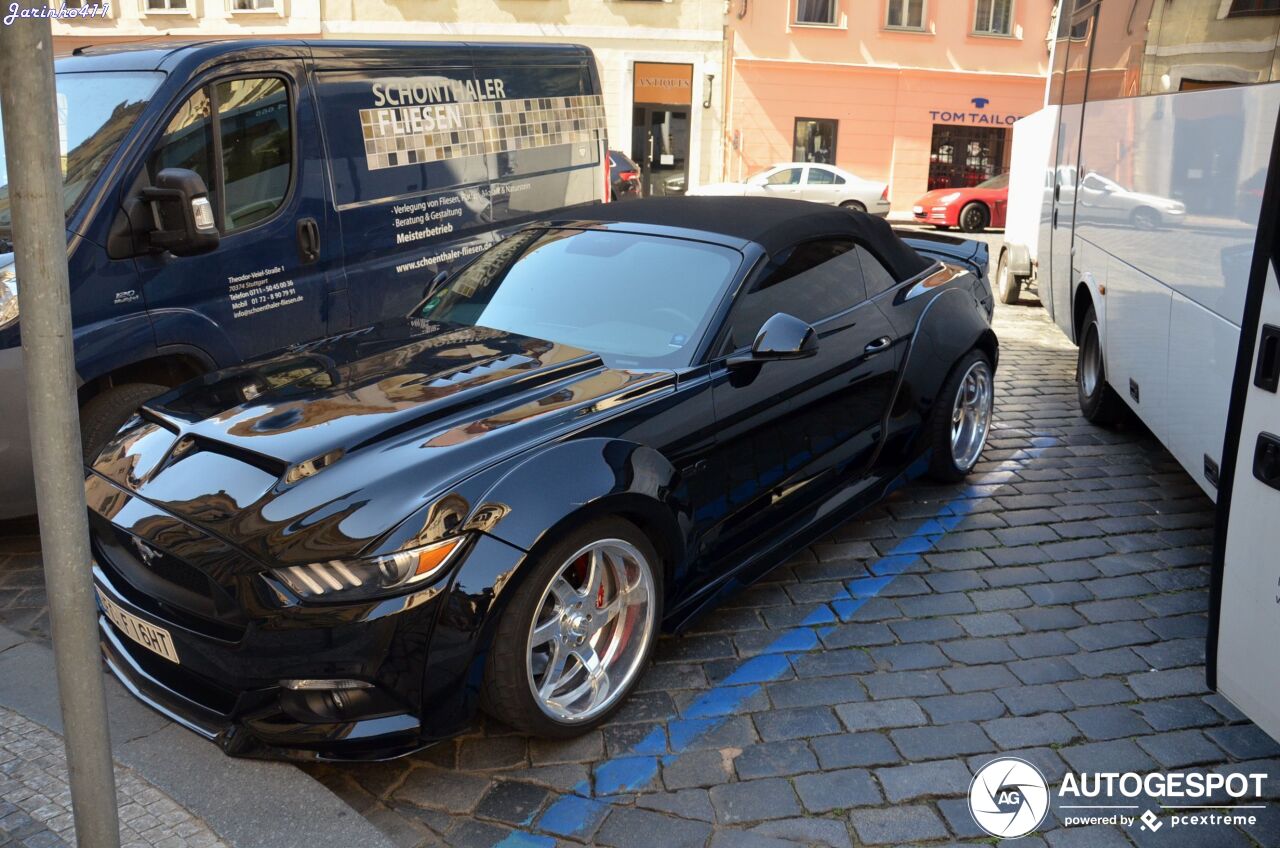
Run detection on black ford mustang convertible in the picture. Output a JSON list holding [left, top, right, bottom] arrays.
[[86, 197, 997, 760]]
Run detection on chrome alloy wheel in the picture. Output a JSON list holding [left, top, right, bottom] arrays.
[[526, 539, 655, 723], [950, 359, 994, 471], [1080, 322, 1103, 398]]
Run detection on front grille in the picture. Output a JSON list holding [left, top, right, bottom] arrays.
[[90, 517, 246, 641]]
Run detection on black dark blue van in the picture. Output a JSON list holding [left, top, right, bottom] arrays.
[[0, 39, 609, 517]]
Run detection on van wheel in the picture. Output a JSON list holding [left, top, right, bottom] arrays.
[[1077, 305, 1124, 426], [81, 383, 167, 463], [480, 517, 662, 737], [958, 202, 990, 233], [996, 251, 1021, 305], [928, 350, 995, 482]]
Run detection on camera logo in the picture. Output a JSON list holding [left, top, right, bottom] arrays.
[[969, 757, 1051, 839]]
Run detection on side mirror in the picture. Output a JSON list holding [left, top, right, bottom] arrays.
[[728, 312, 818, 368], [423, 270, 448, 300], [141, 168, 219, 257]]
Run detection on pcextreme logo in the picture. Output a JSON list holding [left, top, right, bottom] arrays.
[[969, 757, 1270, 839]]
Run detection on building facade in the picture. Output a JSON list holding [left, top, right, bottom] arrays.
[[724, 0, 1054, 208], [51, 0, 726, 197]]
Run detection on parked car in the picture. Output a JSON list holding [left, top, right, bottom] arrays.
[[0, 39, 610, 519], [1073, 171, 1186, 229], [912, 172, 1009, 232], [88, 197, 996, 760], [608, 150, 641, 201], [690, 163, 891, 216]]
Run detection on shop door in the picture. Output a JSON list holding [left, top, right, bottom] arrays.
[[632, 107, 690, 197]]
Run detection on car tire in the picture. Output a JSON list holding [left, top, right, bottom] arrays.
[[1130, 207, 1161, 230], [1076, 304, 1125, 426], [927, 350, 995, 483], [995, 250, 1022, 305], [480, 516, 663, 737], [80, 383, 167, 464], [958, 202, 990, 233], [840, 200, 868, 213]]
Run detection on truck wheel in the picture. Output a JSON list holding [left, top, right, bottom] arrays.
[[996, 251, 1022, 305], [81, 383, 167, 463], [928, 350, 995, 483], [480, 517, 662, 737], [958, 202, 990, 233], [1077, 305, 1124, 426]]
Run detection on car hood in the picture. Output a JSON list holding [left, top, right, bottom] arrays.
[[913, 189, 963, 207], [86, 318, 673, 563]]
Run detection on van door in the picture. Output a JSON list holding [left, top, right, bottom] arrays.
[[1209, 114, 1280, 742], [1048, 2, 1097, 333], [134, 61, 342, 363]]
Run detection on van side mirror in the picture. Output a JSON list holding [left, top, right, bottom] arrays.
[[728, 312, 818, 368], [141, 168, 219, 257]]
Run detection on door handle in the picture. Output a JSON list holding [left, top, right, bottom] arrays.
[[1255, 324, 1280, 393], [296, 217, 320, 265], [865, 336, 892, 354], [1254, 432, 1280, 492]]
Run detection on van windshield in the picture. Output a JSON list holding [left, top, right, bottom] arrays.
[[0, 71, 164, 242]]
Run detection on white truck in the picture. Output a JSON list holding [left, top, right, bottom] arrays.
[[993, 106, 1056, 306]]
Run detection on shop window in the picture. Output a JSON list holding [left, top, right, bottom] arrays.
[[927, 124, 1008, 191], [793, 118, 837, 165], [795, 0, 838, 25], [1227, 0, 1280, 16], [973, 0, 1013, 35], [885, 0, 925, 30]]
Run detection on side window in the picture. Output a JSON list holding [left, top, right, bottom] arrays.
[[807, 168, 836, 185], [721, 238, 866, 350], [150, 88, 217, 215], [148, 77, 292, 233], [857, 246, 900, 299], [216, 78, 291, 230], [766, 167, 804, 186]]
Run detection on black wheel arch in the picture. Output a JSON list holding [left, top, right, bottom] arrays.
[[1072, 281, 1095, 344]]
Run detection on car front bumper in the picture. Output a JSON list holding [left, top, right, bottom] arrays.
[[0, 345, 36, 519], [91, 506, 526, 761]]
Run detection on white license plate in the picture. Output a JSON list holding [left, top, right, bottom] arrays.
[[98, 588, 180, 664]]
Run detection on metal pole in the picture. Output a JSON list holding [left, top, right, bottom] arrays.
[[0, 9, 122, 848]]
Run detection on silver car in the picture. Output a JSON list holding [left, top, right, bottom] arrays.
[[690, 163, 892, 216]]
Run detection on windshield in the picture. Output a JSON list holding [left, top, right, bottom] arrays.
[[0, 71, 164, 237], [419, 228, 742, 368], [976, 173, 1009, 190]]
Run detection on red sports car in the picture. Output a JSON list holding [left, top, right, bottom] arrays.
[[912, 173, 1008, 232]]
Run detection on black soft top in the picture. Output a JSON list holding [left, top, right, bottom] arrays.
[[570, 196, 934, 282]]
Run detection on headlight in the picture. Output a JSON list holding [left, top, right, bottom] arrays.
[[940, 192, 962, 204], [0, 263, 17, 330], [272, 535, 466, 602]]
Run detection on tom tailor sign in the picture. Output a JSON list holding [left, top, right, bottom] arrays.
[[634, 62, 693, 106]]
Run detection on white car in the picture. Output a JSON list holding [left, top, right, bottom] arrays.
[[690, 163, 891, 216]]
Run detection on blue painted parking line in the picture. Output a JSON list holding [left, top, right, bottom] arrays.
[[492, 443, 1055, 846]]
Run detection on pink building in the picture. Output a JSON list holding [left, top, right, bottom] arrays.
[[724, 0, 1055, 209]]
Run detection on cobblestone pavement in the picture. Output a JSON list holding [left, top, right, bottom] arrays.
[[0, 705, 227, 848], [3, 269, 1278, 846]]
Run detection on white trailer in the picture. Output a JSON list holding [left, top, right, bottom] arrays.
[[994, 107, 1056, 305]]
